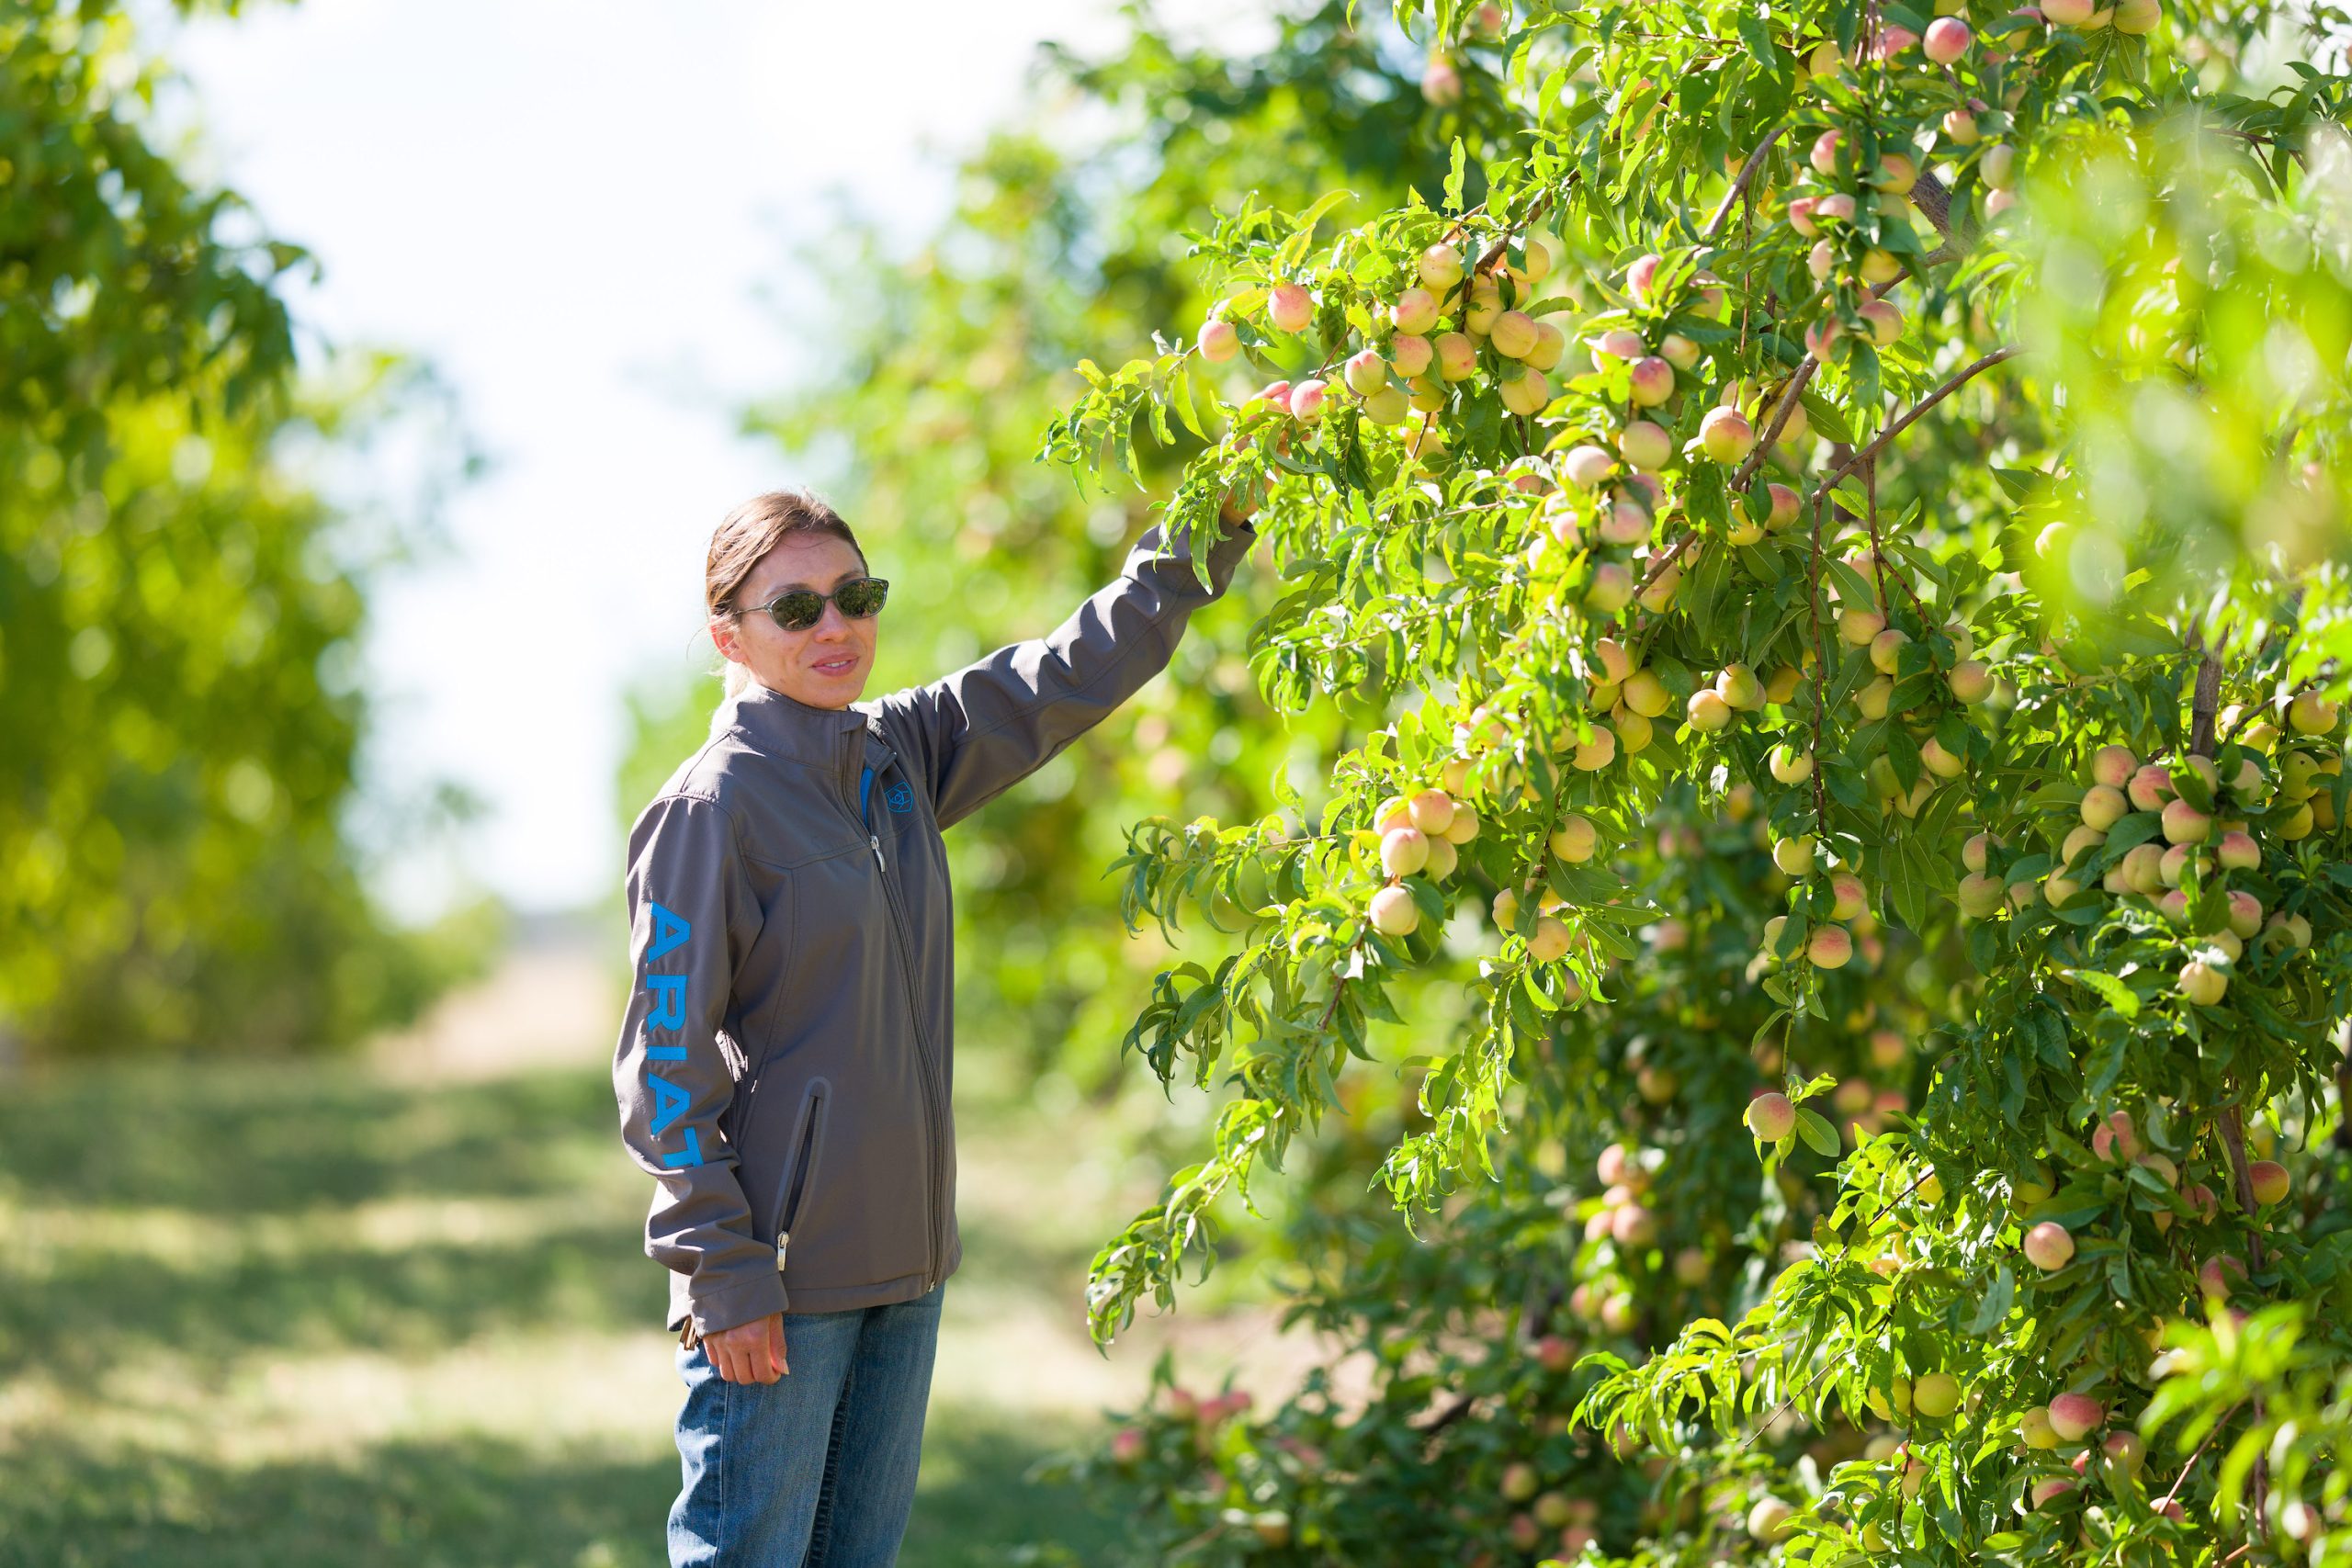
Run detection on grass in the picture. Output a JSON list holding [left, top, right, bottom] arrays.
[[0, 1056, 1148, 1568]]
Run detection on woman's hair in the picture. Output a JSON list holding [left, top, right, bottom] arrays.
[[706, 488, 867, 710]]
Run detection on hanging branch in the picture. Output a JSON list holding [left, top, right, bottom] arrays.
[[1810, 346, 2022, 506]]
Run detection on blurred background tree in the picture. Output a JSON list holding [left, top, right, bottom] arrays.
[[1, 0, 495, 1058]]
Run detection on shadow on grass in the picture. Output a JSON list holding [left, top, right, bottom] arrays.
[[0, 1060, 624, 1215], [0, 1404, 1121, 1568], [0, 1061, 664, 1379]]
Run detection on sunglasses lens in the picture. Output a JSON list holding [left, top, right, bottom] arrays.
[[841, 579, 888, 618], [769, 592, 824, 631]]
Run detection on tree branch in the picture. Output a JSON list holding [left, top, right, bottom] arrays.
[[1810, 347, 2021, 508]]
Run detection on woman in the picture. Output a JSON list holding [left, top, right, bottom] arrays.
[[611, 485, 1258, 1566]]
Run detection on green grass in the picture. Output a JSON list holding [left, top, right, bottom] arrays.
[[0, 1059, 1133, 1568]]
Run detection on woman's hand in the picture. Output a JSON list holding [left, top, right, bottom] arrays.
[[707, 1312, 788, 1383]]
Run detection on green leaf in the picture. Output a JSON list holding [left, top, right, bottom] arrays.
[[2061, 967, 2140, 1018], [1796, 1107, 1843, 1158]]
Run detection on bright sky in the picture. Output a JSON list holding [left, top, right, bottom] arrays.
[[163, 0, 1252, 922]]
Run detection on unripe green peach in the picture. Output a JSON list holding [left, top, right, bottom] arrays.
[[1838, 606, 1886, 647], [1856, 677, 1894, 721], [1717, 663, 1765, 711], [1528, 916, 1572, 962], [1920, 736, 1965, 778], [2177, 958, 2227, 1006], [2289, 688, 2340, 734], [2019, 1405, 2059, 1450], [1912, 1372, 1961, 1418], [1962, 831, 2000, 874], [2081, 784, 2129, 830], [1573, 725, 1618, 771], [1774, 835, 1816, 875], [1949, 660, 1994, 703], [1550, 814, 1599, 863], [1769, 743, 1814, 784], [1956, 873, 2004, 919]]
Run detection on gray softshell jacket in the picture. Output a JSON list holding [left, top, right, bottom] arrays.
[[613, 514, 1257, 1344]]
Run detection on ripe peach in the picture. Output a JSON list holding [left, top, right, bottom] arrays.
[[2227, 890, 2263, 938], [1924, 16, 1972, 60], [1420, 54, 1464, 105], [1943, 106, 1980, 143], [1592, 328, 1646, 362], [2199, 1254, 2245, 1298], [1628, 356, 1676, 406], [1815, 191, 1857, 224], [1369, 884, 1419, 935], [1434, 331, 1479, 380], [1786, 195, 1820, 237], [1619, 421, 1673, 471], [1419, 244, 1465, 290], [1345, 348, 1391, 397], [1700, 406, 1756, 463], [1573, 722, 1620, 768], [2025, 1221, 2075, 1271], [1390, 288, 1442, 336], [1808, 924, 1854, 968], [2030, 1477, 2076, 1509], [1949, 660, 1993, 703], [1524, 321, 1566, 371], [1380, 825, 1430, 876], [1688, 689, 1734, 730], [1269, 282, 1315, 334], [1498, 367, 1552, 416], [1561, 444, 1613, 489], [2047, 1392, 2102, 1441], [1870, 627, 1910, 674], [2127, 764, 2174, 813], [2248, 1160, 2290, 1206], [1464, 276, 1502, 333], [2092, 1111, 2141, 1162], [1833, 874, 1869, 921], [1811, 129, 1844, 175], [1860, 299, 1903, 345], [1491, 310, 1539, 359], [1198, 318, 1241, 361], [1625, 252, 1663, 304], [2091, 744, 2138, 787], [1747, 1091, 1798, 1140]]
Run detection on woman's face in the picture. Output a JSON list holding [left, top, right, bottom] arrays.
[[711, 533, 879, 710]]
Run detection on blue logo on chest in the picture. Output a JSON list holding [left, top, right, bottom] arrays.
[[886, 782, 915, 813]]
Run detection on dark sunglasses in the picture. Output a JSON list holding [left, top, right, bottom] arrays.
[[730, 576, 890, 633]]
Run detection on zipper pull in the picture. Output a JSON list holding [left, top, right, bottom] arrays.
[[775, 1232, 790, 1272], [869, 832, 885, 873]]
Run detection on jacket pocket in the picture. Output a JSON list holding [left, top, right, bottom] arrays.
[[769, 1077, 831, 1277]]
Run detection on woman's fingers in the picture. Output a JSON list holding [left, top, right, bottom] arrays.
[[769, 1315, 790, 1378]]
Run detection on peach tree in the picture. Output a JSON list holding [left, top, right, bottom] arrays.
[[1037, 0, 2352, 1562]]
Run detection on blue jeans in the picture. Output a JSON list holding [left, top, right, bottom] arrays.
[[668, 1282, 945, 1567]]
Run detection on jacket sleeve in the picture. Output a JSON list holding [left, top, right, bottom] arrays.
[[878, 513, 1257, 830], [611, 791, 788, 1337]]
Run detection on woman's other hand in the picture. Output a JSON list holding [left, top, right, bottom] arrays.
[[707, 1312, 788, 1383]]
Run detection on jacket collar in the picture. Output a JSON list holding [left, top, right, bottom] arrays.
[[725, 680, 875, 768]]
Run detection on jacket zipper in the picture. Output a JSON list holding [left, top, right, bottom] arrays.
[[847, 748, 948, 1289], [773, 1081, 828, 1280]]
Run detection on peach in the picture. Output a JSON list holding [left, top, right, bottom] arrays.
[[1269, 281, 1315, 333], [1700, 406, 1756, 463], [1628, 356, 1676, 406], [1924, 16, 1972, 60], [1198, 318, 1240, 361], [1619, 421, 1673, 471], [1368, 884, 1419, 935], [2047, 1392, 2102, 1441], [1391, 288, 1441, 335]]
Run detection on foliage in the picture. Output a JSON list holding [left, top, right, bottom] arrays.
[[2, 0, 489, 1055], [1012, 0, 2352, 1562]]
